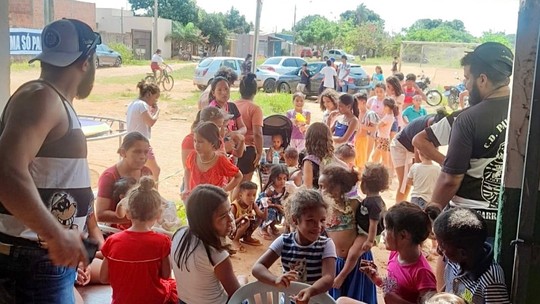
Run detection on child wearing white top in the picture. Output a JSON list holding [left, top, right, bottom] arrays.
[[171, 185, 247, 304], [407, 151, 440, 209]]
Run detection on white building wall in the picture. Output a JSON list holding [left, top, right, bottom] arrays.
[[96, 8, 172, 59]]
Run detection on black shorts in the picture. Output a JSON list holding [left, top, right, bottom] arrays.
[[237, 146, 257, 174]]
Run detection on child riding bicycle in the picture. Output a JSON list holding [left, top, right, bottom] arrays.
[[150, 49, 171, 79]]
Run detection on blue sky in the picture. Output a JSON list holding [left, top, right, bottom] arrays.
[[85, 0, 519, 36]]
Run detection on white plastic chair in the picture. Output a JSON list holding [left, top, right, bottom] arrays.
[[227, 281, 336, 304]]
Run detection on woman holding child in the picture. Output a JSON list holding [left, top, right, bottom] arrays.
[[95, 132, 153, 227]]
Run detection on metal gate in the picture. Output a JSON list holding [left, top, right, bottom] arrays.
[[132, 30, 151, 60]]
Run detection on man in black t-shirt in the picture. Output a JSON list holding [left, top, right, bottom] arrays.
[[429, 42, 514, 238]]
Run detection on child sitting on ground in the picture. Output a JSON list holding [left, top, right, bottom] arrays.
[[116, 178, 181, 235], [230, 181, 266, 252], [252, 189, 336, 303], [257, 164, 289, 240], [101, 176, 177, 304], [433, 207, 510, 303], [266, 134, 285, 163], [339, 202, 437, 304]]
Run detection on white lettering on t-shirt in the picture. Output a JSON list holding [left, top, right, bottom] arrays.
[[484, 119, 508, 149]]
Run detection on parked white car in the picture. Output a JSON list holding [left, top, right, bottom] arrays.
[[258, 56, 307, 75], [193, 57, 280, 92], [323, 49, 355, 61]]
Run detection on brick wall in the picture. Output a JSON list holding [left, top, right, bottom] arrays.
[[9, 0, 95, 30]]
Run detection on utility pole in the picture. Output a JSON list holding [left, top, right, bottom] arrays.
[[291, 5, 296, 56], [44, 0, 54, 25], [153, 0, 158, 53], [120, 7, 124, 35], [252, 0, 263, 73]]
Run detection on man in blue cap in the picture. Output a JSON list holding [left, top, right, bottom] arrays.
[[0, 19, 100, 302]]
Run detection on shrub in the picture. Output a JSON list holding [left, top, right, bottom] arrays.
[[108, 42, 135, 64]]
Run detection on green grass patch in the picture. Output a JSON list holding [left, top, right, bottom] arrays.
[[10, 62, 40, 72], [86, 90, 137, 102], [169, 65, 195, 81], [95, 73, 147, 85], [254, 92, 293, 115], [93, 65, 196, 87]]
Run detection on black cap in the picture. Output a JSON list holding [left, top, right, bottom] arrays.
[[467, 42, 514, 77]]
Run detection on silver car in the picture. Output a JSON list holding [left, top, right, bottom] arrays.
[[193, 57, 280, 92], [323, 49, 355, 61], [258, 56, 307, 75]]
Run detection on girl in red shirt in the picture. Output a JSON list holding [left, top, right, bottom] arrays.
[[183, 122, 243, 200], [100, 176, 177, 304]]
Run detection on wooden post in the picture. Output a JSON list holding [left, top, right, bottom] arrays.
[[497, 0, 540, 302]]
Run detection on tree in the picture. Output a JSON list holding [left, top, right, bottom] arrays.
[[344, 21, 388, 57], [294, 15, 338, 56], [165, 21, 206, 57], [480, 31, 513, 48], [128, 0, 199, 25], [340, 4, 384, 26], [404, 19, 475, 43], [224, 7, 251, 34], [198, 12, 228, 53]]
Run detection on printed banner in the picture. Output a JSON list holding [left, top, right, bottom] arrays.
[[10, 28, 42, 55]]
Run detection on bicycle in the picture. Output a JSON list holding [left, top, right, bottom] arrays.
[[145, 66, 174, 91]]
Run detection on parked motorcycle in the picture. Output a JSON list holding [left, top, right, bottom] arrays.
[[443, 78, 466, 110], [416, 73, 443, 107]]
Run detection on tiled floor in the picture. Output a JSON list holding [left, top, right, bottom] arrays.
[[77, 285, 112, 303]]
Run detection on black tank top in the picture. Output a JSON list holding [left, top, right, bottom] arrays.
[[0, 80, 93, 241]]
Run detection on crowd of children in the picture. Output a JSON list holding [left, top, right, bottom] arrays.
[[83, 66, 510, 304]]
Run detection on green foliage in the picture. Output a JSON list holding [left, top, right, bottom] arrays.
[[256, 93, 294, 115], [166, 21, 205, 55], [224, 7, 251, 34], [128, 0, 199, 25], [346, 21, 389, 57], [295, 15, 338, 55], [198, 12, 228, 53], [480, 31, 513, 48], [339, 4, 384, 27], [404, 19, 475, 43], [108, 42, 135, 63]]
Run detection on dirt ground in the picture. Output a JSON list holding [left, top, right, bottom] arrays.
[[9, 61, 457, 301]]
